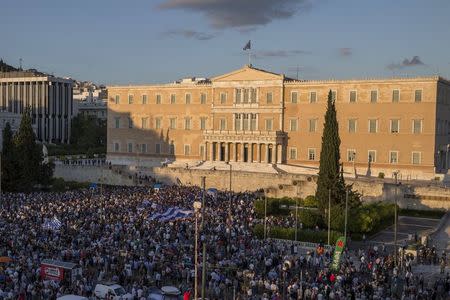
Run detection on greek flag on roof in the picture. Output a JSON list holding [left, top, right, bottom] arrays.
[[42, 217, 62, 231]]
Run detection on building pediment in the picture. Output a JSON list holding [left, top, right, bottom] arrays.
[[211, 65, 284, 82]]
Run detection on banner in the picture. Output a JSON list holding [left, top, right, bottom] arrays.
[[330, 236, 346, 271], [40, 264, 64, 281]]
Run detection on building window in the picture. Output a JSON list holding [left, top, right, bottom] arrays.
[[310, 92, 317, 103], [368, 119, 378, 133], [289, 119, 298, 131], [265, 119, 273, 131], [200, 117, 207, 130], [291, 91, 298, 103], [128, 117, 133, 129], [250, 114, 257, 130], [185, 93, 191, 104], [141, 144, 147, 153], [414, 90, 422, 102], [370, 90, 378, 103], [170, 94, 176, 104], [128, 95, 134, 104], [289, 147, 297, 159], [156, 94, 162, 104], [185, 118, 191, 130], [250, 88, 257, 103], [114, 117, 120, 129], [200, 93, 206, 104], [243, 114, 249, 131], [236, 89, 241, 103], [412, 119, 422, 134], [170, 118, 176, 129], [169, 144, 175, 155], [220, 93, 227, 104], [128, 143, 133, 153], [235, 114, 241, 131], [115, 95, 120, 104], [348, 119, 357, 133], [412, 152, 421, 165], [390, 119, 400, 133], [155, 144, 161, 154], [389, 151, 398, 164], [392, 89, 400, 102], [114, 142, 120, 152], [347, 149, 356, 162], [368, 150, 376, 163], [220, 119, 226, 130], [266, 92, 273, 104], [349, 91, 357, 103], [141, 117, 149, 129], [308, 119, 317, 132], [155, 118, 162, 130], [142, 94, 148, 104], [308, 148, 316, 161], [184, 145, 191, 156]]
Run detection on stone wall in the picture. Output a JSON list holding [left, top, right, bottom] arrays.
[[54, 165, 450, 210]]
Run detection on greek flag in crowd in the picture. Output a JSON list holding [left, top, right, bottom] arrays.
[[207, 188, 218, 198], [42, 217, 62, 231], [149, 207, 193, 222]]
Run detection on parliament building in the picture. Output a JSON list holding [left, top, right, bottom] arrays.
[[107, 65, 450, 180]]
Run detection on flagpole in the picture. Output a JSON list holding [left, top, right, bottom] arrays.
[[248, 50, 251, 66]]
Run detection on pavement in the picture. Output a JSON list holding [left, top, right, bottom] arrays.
[[369, 216, 440, 246]]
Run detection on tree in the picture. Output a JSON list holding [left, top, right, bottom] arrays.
[[70, 114, 106, 150], [1, 122, 19, 191], [315, 91, 348, 216]]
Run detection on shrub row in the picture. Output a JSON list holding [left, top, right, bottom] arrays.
[[399, 209, 445, 219], [253, 224, 342, 245], [254, 195, 318, 217]]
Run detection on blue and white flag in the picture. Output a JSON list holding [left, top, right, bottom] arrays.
[[42, 217, 62, 231], [149, 207, 193, 222], [207, 188, 218, 199]]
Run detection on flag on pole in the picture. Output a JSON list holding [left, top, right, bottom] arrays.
[[331, 236, 346, 270], [243, 40, 251, 51]]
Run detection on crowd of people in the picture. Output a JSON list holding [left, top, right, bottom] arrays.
[[0, 185, 448, 299]]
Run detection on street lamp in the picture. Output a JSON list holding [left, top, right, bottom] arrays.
[[344, 187, 349, 241], [327, 188, 331, 245], [193, 201, 202, 300], [295, 185, 299, 241], [393, 170, 399, 268]]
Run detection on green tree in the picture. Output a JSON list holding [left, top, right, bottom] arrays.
[[14, 107, 43, 190], [70, 115, 106, 150], [1, 122, 19, 191], [315, 91, 346, 215]]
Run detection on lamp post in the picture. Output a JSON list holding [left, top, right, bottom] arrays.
[[200, 177, 206, 300], [344, 187, 349, 241], [193, 201, 202, 300], [327, 188, 331, 245], [295, 185, 299, 241], [393, 171, 399, 268], [264, 193, 268, 240]]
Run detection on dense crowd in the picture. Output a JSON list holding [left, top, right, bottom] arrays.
[[0, 185, 448, 299]]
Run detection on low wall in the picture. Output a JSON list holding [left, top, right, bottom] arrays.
[[54, 165, 450, 210]]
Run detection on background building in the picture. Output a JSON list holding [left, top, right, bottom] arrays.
[[0, 64, 73, 144], [107, 65, 450, 180]]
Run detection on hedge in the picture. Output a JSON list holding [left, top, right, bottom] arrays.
[[254, 196, 318, 217], [253, 224, 342, 245]]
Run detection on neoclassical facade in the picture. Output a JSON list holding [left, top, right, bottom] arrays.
[[107, 65, 450, 179]]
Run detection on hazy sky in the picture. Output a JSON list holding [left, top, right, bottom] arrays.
[[1, 0, 450, 84]]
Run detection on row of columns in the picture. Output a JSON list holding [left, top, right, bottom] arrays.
[[204, 142, 283, 164]]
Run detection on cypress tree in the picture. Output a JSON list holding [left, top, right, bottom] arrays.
[[1, 122, 19, 191], [14, 107, 42, 190], [315, 91, 347, 216]]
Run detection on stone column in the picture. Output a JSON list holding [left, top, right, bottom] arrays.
[[256, 143, 261, 163], [265, 144, 269, 163], [217, 142, 222, 161], [209, 142, 214, 162], [249, 143, 253, 162], [225, 143, 229, 162], [272, 144, 277, 164], [277, 144, 283, 164], [240, 143, 245, 162]]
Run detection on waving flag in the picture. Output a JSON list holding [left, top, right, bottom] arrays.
[[149, 207, 193, 222], [243, 40, 251, 51], [42, 217, 62, 231]]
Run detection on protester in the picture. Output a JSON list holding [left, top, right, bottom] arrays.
[[0, 185, 448, 300]]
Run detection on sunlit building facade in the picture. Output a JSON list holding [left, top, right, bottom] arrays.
[[107, 65, 450, 179]]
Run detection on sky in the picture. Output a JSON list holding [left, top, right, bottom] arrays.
[[1, 0, 450, 85]]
